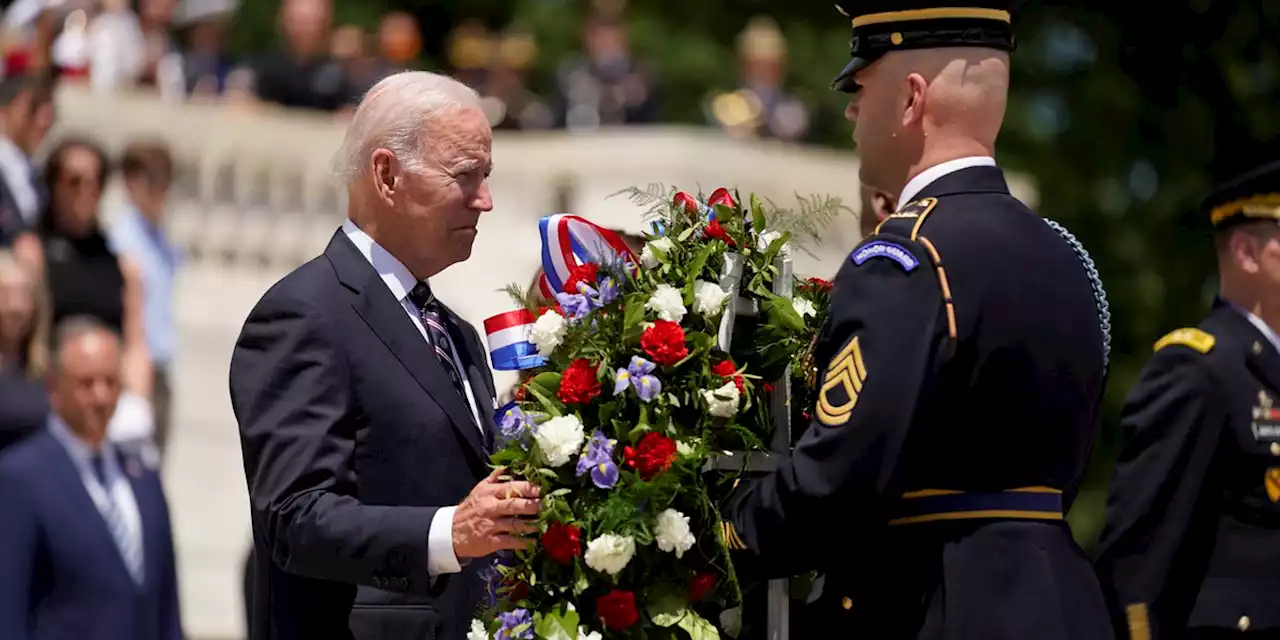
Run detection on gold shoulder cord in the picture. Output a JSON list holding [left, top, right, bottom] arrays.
[[904, 203, 957, 341]]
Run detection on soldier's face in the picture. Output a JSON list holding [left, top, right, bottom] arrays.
[[845, 60, 911, 196], [1251, 226, 1280, 288]]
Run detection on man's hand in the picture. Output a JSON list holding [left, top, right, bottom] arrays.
[[452, 468, 541, 559]]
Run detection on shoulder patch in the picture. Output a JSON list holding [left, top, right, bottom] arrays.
[[851, 240, 919, 271], [1153, 328, 1215, 354], [896, 197, 938, 218], [872, 197, 938, 236]]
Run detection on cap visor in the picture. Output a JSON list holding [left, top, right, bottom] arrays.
[[830, 57, 870, 93]]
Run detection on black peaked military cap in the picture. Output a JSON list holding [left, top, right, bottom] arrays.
[[1201, 159, 1280, 229], [831, 0, 1017, 93]]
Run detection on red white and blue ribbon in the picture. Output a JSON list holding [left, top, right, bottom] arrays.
[[538, 214, 637, 294], [484, 309, 546, 371]]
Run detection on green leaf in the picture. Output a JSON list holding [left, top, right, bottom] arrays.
[[530, 372, 562, 396], [524, 383, 564, 418], [677, 611, 720, 640], [750, 194, 766, 233], [677, 227, 695, 243], [761, 294, 806, 333], [548, 487, 572, 498], [646, 586, 689, 628], [684, 243, 716, 290], [534, 606, 581, 640]]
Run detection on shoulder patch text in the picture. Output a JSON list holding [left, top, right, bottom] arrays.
[[852, 240, 919, 272], [1153, 328, 1215, 354]]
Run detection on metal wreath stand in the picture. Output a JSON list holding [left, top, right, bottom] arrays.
[[703, 251, 794, 640]]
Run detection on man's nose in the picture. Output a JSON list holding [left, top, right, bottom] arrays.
[[472, 181, 494, 212], [844, 99, 859, 122]]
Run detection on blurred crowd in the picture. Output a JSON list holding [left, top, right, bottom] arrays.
[[0, 0, 813, 138]]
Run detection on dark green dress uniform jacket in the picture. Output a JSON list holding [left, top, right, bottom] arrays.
[[1097, 300, 1280, 639], [726, 165, 1114, 639]]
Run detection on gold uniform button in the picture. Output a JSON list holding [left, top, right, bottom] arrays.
[[1238, 615, 1251, 631], [841, 597, 853, 610], [1271, 442, 1280, 456]]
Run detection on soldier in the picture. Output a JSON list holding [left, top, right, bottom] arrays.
[[706, 16, 810, 142], [723, 1, 1115, 637], [1096, 160, 1280, 639]]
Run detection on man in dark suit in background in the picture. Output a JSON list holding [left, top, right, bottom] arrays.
[[0, 316, 182, 640], [230, 70, 540, 640]]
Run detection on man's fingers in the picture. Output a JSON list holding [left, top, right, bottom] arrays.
[[490, 497, 541, 517], [489, 534, 538, 552], [490, 517, 539, 535], [483, 467, 507, 484]]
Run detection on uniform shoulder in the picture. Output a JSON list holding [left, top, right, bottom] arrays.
[[1152, 327, 1216, 355]]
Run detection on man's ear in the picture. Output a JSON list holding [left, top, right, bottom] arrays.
[[1231, 230, 1263, 275], [903, 72, 928, 127], [370, 149, 400, 204]]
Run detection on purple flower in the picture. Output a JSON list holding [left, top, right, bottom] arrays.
[[575, 430, 619, 489], [596, 276, 619, 305], [496, 608, 533, 640], [613, 356, 662, 403], [555, 291, 593, 321], [498, 406, 534, 444], [479, 552, 516, 607]]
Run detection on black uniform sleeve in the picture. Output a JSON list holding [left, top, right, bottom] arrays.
[[726, 236, 947, 576], [1095, 349, 1229, 639]]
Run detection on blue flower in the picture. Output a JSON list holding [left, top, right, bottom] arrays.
[[612, 356, 662, 403], [498, 406, 535, 444], [555, 292, 593, 321], [575, 430, 619, 489], [496, 608, 533, 640]]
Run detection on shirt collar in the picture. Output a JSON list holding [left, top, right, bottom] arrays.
[[898, 156, 998, 207], [47, 413, 115, 471], [1229, 302, 1280, 355], [342, 219, 419, 302]]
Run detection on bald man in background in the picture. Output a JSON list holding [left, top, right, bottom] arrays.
[[724, 2, 1113, 638]]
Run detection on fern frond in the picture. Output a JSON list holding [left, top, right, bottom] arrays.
[[500, 282, 538, 313], [609, 183, 676, 223], [764, 193, 853, 257]]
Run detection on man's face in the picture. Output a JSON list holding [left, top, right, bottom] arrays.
[[52, 146, 104, 236], [0, 266, 35, 349], [5, 90, 54, 155], [390, 107, 494, 271], [281, 0, 332, 55], [49, 330, 122, 445], [845, 59, 907, 195]]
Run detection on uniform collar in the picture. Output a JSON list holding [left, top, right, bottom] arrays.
[[1227, 301, 1280, 355], [898, 156, 997, 206], [342, 219, 418, 303]]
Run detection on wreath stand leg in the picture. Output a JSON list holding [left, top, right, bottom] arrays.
[[705, 252, 793, 640]]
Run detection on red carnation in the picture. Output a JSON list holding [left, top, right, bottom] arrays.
[[640, 320, 689, 367], [704, 219, 735, 246], [514, 385, 528, 402], [712, 359, 745, 392], [673, 191, 700, 215], [762, 382, 775, 393], [564, 262, 600, 294], [688, 573, 717, 602], [503, 579, 530, 601], [558, 359, 601, 405], [542, 521, 582, 565], [806, 277, 833, 291], [708, 187, 736, 209], [624, 432, 678, 480], [596, 589, 640, 631]]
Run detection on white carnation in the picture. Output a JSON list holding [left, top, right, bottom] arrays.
[[692, 280, 730, 317], [530, 309, 567, 356], [792, 296, 816, 318], [578, 628, 603, 640], [655, 508, 697, 558], [702, 381, 741, 418], [720, 607, 742, 639], [468, 619, 490, 640], [676, 438, 699, 458], [583, 533, 636, 576], [533, 414, 585, 467], [639, 245, 659, 269], [757, 230, 790, 256], [645, 284, 687, 323], [649, 236, 675, 256]]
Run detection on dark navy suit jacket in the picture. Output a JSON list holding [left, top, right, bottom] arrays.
[[0, 427, 182, 640], [230, 230, 497, 640]]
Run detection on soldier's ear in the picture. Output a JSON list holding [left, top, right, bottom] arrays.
[[1228, 229, 1264, 275], [903, 73, 928, 127]]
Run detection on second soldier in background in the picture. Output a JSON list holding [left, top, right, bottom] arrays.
[[723, 1, 1116, 638], [1097, 161, 1280, 639]]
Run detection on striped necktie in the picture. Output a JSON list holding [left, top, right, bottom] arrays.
[[90, 453, 144, 585], [408, 282, 468, 401]]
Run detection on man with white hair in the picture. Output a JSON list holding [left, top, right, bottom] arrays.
[[230, 71, 540, 640]]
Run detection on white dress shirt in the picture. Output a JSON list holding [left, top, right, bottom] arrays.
[[47, 415, 144, 573], [898, 156, 998, 207], [343, 219, 486, 577], [0, 136, 38, 224], [1230, 302, 1280, 354]]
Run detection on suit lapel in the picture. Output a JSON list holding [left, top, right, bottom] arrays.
[[42, 433, 138, 587], [121, 452, 157, 589], [446, 307, 498, 448], [327, 231, 488, 460]]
